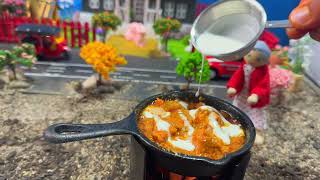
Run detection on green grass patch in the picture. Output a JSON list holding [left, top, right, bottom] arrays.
[[167, 39, 191, 61]]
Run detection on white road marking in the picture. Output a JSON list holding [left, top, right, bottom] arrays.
[[133, 73, 150, 77], [73, 69, 122, 75], [24, 72, 226, 88], [46, 69, 65, 73], [36, 61, 90, 68], [24, 72, 87, 79], [47, 66, 66, 70], [75, 69, 93, 74], [35, 62, 176, 73], [113, 75, 134, 80], [117, 69, 133, 73], [20, 66, 37, 70], [160, 75, 176, 79], [119, 67, 175, 73], [20, 66, 28, 69], [110, 72, 122, 75], [110, 79, 225, 88]]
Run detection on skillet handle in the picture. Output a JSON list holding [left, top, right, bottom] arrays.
[[44, 115, 135, 144]]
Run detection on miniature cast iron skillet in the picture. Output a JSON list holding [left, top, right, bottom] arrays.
[[44, 90, 255, 177]]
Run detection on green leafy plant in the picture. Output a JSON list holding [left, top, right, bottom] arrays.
[[292, 59, 303, 75], [0, 43, 36, 80], [288, 35, 315, 75], [176, 51, 211, 89], [153, 17, 181, 52], [181, 35, 191, 45]]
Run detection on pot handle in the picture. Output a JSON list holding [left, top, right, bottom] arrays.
[[44, 115, 135, 144]]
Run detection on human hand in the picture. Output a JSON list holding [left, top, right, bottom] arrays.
[[227, 88, 237, 97], [286, 0, 320, 41], [247, 94, 259, 105]]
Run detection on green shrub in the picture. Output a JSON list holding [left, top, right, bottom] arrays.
[[176, 51, 210, 89], [0, 43, 37, 80]]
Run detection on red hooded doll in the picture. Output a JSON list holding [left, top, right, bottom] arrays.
[[227, 41, 271, 144]]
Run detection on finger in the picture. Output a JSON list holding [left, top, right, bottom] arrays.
[[286, 28, 308, 39], [309, 28, 320, 41], [289, 6, 310, 30], [169, 173, 183, 180], [289, 0, 320, 30]]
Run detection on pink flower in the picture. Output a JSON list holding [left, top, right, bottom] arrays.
[[125, 22, 146, 47], [3, 0, 14, 5], [15, 0, 25, 5], [16, 9, 23, 14], [275, 44, 282, 50], [269, 66, 293, 89]]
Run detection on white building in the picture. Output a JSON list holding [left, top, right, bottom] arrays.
[[80, 0, 197, 34]]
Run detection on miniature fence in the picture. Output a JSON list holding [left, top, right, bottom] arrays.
[[0, 13, 96, 48]]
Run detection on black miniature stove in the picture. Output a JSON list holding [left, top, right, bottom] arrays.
[[130, 137, 251, 180]]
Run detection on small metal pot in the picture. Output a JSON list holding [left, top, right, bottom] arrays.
[[190, 0, 290, 61], [44, 91, 255, 177]]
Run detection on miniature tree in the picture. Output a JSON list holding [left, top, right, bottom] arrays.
[[288, 36, 315, 75], [270, 46, 290, 69], [80, 42, 127, 86], [0, 0, 27, 16], [92, 12, 122, 41], [0, 43, 36, 80], [153, 18, 181, 52], [176, 51, 211, 89]]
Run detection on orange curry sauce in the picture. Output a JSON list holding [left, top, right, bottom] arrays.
[[138, 99, 245, 160]]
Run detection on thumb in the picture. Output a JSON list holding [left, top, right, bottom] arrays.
[[286, 28, 308, 39], [310, 29, 320, 41], [289, 0, 320, 30]]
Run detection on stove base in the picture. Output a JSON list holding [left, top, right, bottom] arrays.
[[130, 137, 251, 180]]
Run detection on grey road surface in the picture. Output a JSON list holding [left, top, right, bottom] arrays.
[[23, 61, 227, 88], [1, 43, 228, 97]]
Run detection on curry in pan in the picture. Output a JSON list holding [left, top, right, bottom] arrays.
[[138, 99, 245, 160]]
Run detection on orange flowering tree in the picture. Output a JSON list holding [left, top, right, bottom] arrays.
[[80, 42, 127, 85], [153, 18, 181, 52]]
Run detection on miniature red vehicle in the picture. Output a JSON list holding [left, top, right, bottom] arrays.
[[206, 56, 243, 79], [15, 24, 71, 60]]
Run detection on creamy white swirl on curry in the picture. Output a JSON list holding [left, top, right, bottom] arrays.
[[138, 99, 245, 160]]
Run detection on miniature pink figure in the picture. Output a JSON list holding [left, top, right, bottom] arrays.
[[125, 22, 146, 47], [269, 66, 294, 104], [269, 45, 293, 101], [72, 11, 80, 22]]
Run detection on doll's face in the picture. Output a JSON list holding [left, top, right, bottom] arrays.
[[244, 50, 268, 67]]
